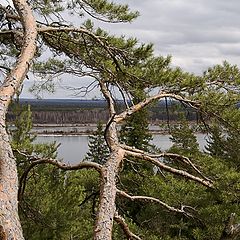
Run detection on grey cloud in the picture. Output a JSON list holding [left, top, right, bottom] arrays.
[[111, 0, 240, 73], [218, 43, 240, 56], [2, 0, 240, 97]]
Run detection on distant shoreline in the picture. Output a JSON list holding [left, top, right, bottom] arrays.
[[28, 122, 204, 136], [31, 124, 169, 136]]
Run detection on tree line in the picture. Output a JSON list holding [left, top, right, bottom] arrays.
[[7, 101, 199, 124]]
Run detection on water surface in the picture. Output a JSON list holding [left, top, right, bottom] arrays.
[[36, 134, 208, 164]]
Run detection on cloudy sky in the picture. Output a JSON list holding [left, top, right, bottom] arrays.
[[2, 0, 240, 98], [110, 0, 240, 74]]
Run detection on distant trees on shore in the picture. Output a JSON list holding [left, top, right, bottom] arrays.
[[7, 100, 199, 124]]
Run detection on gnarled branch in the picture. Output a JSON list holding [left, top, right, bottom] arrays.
[[114, 211, 142, 240], [117, 190, 194, 218], [18, 158, 101, 201], [121, 145, 212, 183], [114, 92, 200, 124], [124, 149, 213, 188]]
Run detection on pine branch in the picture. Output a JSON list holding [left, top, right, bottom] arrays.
[[114, 92, 200, 124], [18, 158, 101, 201], [114, 211, 142, 240], [123, 148, 213, 188], [121, 145, 213, 184], [117, 190, 195, 218]]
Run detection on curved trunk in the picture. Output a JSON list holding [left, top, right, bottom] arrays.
[[0, 0, 37, 238], [0, 117, 24, 239], [94, 147, 125, 240]]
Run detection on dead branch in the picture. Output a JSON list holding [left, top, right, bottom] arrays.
[[162, 153, 212, 182], [121, 145, 212, 183], [99, 80, 116, 117], [115, 81, 131, 109], [0, 4, 20, 22], [124, 149, 213, 188], [117, 190, 193, 217], [79, 191, 99, 207], [114, 211, 142, 240]]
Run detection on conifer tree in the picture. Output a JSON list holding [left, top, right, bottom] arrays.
[[1, 1, 240, 239], [85, 122, 109, 164], [169, 117, 199, 154]]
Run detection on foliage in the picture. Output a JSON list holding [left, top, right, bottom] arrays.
[[2, 0, 240, 239], [10, 101, 101, 239], [85, 122, 109, 164], [206, 122, 240, 169], [169, 117, 199, 154], [120, 106, 153, 152], [21, 168, 99, 240]]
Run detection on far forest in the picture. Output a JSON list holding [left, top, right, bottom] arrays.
[[7, 99, 199, 124]]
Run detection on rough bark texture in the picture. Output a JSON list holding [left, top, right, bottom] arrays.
[[94, 147, 125, 240], [93, 80, 125, 239], [0, 0, 37, 239]]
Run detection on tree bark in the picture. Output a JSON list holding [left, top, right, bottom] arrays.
[[94, 147, 125, 240], [0, 0, 37, 238]]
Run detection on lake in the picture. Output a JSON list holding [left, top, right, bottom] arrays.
[[36, 134, 208, 164]]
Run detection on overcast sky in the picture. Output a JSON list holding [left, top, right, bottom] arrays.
[[111, 0, 240, 74], [2, 0, 240, 98]]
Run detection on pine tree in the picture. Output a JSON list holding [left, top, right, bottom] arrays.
[[205, 124, 226, 158], [120, 92, 153, 152], [169, 118, 199, 154], [85, 122, 109, 164]]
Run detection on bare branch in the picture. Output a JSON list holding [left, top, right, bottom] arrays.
[[0, 5, 21, 22], [99, 80, 116, 117], [63, 80, 99, 97], [117, 190, 193, 216], [121, 145, 212, 183], [221, 213, 240, 240], [114, 92, 200, 124], [18, 158, 101, 201], [115, 81, 130, 109], [124, 149, 213, 188], [162, 153, 212, 182], [114, 211, 142, 240]]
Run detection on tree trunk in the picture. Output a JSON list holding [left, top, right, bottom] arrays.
[[94, 147, 125, 240], [0, 116, 24, 239], [0, 0, 37, 238]]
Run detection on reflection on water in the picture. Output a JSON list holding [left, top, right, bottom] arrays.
[[36, 134, 208, 164]]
